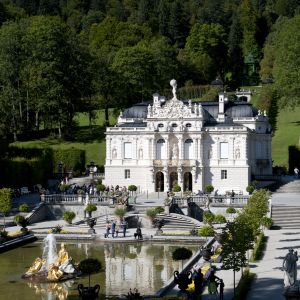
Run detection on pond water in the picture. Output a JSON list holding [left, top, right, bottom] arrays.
[[0, 241, 200, 299]]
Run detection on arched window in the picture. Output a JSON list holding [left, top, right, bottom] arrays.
[[156, 139, 166, 159], [172, 123, 177, 127], [184, 139, 193, 159]]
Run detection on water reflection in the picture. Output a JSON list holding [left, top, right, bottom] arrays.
[[0, 241, 199, 299], [27, 280, 73, 300]]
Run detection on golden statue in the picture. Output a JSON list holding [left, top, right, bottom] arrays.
[[47, 264, 64, 281], [26, 257, 45, 274], [56, 243, 69, 266]]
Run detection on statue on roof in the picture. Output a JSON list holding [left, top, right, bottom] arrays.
[[170, 79, 177, 100]]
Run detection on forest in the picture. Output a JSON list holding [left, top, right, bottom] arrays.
[[0, 0, 300, 140]]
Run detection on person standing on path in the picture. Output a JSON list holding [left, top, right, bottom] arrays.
[[111, 220, 116, 238], [218, 279, 224, 300], [294, 167, 299, 179], [193, 268, 204, 300], [283, 248, 298, 287], [121, 218, 128, 237]]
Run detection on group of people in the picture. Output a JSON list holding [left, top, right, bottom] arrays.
[[104, 219, 128, 238], [190, 268, 224, 300]]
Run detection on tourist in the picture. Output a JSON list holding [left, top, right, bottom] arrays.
[[111, 220, 116, 238], [115, 221, 120, 237], [134, 227, 142, 240], [218, 279, 224, 300], [207, 270, 220, 296], [121, 219, 128, 237], [294, 167, 299, 179], [105, 221, 111, 238], [193, 268, 203, 299]]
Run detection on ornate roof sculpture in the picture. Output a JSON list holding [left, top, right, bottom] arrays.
[[147, 79, 202, 119]]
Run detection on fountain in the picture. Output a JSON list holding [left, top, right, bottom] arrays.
[[22, 234, 79, 282]]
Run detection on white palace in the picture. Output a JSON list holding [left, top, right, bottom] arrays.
[[104, 80, 272, 194]]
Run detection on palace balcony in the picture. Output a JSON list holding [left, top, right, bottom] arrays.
[[153, 159, 197, 167]]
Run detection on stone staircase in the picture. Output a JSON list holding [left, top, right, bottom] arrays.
[[76, 213, 202, 232], [271, 179, 300, 228], [274, 179, 300, 193], [271, 206, 300, 229]]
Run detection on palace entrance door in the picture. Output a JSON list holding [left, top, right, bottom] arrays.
[[155, 172, 164, 192], [169, 172, 178, 191], [183, 172, 192, 191]]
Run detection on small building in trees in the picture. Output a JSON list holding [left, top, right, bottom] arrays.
[[104, 80, 272, 194]]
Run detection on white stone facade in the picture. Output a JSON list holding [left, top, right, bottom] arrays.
[[104, 80, 272, 194]]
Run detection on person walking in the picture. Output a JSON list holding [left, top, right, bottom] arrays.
[[111, 220, 116, 238], [218, 279, 224, 300], [105, 221, 111, 238], [193, 268, 204, 300], [115, 221, 120, 237], [121, 218, 128, 237], [294, 167, 299, 179]]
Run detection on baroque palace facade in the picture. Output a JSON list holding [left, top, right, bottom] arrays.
[[104, 80, 272, 194]]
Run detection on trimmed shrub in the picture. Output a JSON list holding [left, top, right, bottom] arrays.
[[172, 247, 193, 261], [154, 206, 164, 214], [203, 211, 214, 225], [199, 225, 215, 237], [226, 207, 236, 214], [78, 258, 101, 286], [96, 183, 106, 192], [85, 204, 97, 214], [63, 211, 76, 224], [19, 203, 29, 212], [114, 207, 126, 219], [204, 184, 214, 194], [172, 184, 181, 192], [250, 233, 267, 262], [246, 185, 255, 194], [146, 208, 158, 221], [128, 185, 137, 192], [59, 184, 70, 193], [214, 214, 227, 224]]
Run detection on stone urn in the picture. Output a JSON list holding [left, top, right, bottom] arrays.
[[78, 284, 100, 300], [86, 218, 96, 234], [174, 270, 192, 291]]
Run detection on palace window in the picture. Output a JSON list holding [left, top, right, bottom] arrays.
[[124, 142, 132, 159], [220, 142, 229, 159], [156, 139, 166, 159], [186, 123, 192, 128], [184, 139, 193, 159], [125, 169, 130, 179], [172, 123, 177, 127], [158, 123, 164, 128], [221, 170, 227, 179]]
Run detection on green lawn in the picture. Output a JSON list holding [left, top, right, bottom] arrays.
[[272, 106, 300, 167], [11, 109, 118, 167]]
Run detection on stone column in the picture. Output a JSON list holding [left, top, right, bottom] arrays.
[[178, 166, 183, 184], [107, 137, 112, 160], [178, 136, 183, 160], [163, 167, 169, 192]]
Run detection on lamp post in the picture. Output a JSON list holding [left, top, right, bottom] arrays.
[[58, 161, 63, 179]]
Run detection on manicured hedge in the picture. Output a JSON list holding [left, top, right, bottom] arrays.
[[0, 147, 85, 188]]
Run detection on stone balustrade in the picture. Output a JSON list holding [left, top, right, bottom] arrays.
[[41, 194, 113, 205]]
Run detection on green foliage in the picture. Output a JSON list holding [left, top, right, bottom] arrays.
[[114, 207, 126, 218], [128, 185, 137, 192], [52, 148, 85, 173], [250, 233, 267, 262], [154, 206, 164, 215], [221, 220, 253, 273], [63, 211, 76, 224], [203, 211, 214, 225], [19, 203, 29, 212], [96, 183, 106, 192], [172, 184, 181, 192], [0, 229, 8, 238], [246, 185, 255, 194], [0, 188, 12, 214], [172, 247, 192, 261], [289, 146, 300, 174], [198, 225, 215, 237], [204, 184, 214, 194], [234, 268, 256, 300], [13, 214, 28, 227], [51, 225, 62, 233], [261, 217, 273, 229], [59, 184, 71, 193], [85, 204, 97, 213], [146, 208, 158, 220], [78, 258, 101, 275], [214, 214, 227, 224], [226, 207, 237, 214]]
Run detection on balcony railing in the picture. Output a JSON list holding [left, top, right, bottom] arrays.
[[153, 159, 196, 167]]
